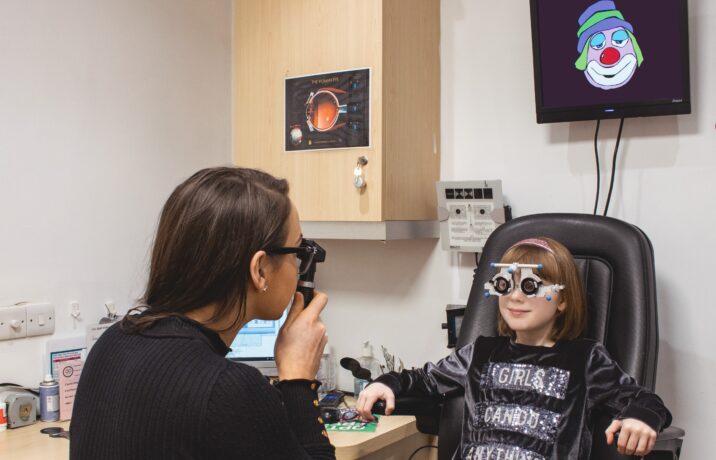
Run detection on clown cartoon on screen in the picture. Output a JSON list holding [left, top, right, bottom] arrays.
[[575, 0, 644, 90]]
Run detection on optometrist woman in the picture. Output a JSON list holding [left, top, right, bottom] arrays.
[[71, 167, 335, 460]]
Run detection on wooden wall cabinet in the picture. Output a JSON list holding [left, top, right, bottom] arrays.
[[233, 0, 440, 238]]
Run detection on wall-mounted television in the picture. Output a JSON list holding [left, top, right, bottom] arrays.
[[529, 0, 691, 123]]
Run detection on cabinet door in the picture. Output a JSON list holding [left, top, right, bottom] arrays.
[[234, 0, 440, 223], [382, 0, 440, 221], [234, 0, 384, 221]]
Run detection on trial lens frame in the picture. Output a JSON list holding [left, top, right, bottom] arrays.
[[483, 262, 564, 301]]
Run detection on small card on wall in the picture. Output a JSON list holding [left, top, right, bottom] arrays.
[[59, 360, 83, 421]]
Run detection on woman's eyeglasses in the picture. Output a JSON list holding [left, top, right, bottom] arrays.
[[265, 238, 319, 276]]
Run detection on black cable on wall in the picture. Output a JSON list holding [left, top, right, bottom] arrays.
[[592, 118, 625, 217]]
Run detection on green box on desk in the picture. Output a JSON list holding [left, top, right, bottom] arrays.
[[325, 416, 381, 433]]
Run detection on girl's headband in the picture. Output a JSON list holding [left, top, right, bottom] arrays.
[[507, 238, 555, 254]]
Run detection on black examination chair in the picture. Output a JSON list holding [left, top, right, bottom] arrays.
[[392, 213, 685, 460]]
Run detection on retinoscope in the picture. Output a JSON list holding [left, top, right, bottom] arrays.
[[297, 239, 326, 306]]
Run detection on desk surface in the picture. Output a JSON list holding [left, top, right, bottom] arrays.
[[0, 416, 429, 460], [0, 421, 71, 460], [328, 414, 423, 458]]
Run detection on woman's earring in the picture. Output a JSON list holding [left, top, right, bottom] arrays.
[[262, 285, 268, 292]]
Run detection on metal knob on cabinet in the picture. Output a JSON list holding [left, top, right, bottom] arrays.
[[353, 156, 368, 189]]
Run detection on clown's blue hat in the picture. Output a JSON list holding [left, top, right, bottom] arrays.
[[576, 1, 634, 53]]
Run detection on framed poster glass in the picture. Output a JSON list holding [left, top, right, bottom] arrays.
[[285, 68, 370, 151]]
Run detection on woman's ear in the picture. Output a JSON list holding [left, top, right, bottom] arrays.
[[249, 250, 268, 292]]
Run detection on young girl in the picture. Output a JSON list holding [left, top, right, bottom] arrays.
[[356, 237, 671, 459]]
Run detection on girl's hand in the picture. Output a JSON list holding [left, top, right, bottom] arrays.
[[356, 382, 395, 421], [605, 418, 657, 456], [274, 291, 328, 381]]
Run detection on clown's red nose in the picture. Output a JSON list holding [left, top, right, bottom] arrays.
[[600, 47, 620, 66]]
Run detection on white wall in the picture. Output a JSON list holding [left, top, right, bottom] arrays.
[[0, 0, 232, 384], [322, 0, 715, 458]]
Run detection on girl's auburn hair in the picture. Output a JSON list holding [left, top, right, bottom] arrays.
[[496, 237, 587, 341]]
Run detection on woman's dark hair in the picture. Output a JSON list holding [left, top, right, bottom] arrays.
[[122, 167, 292, 333]]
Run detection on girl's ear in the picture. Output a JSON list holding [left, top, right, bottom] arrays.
[[557, 298, 567, 313], [249, 250, 268, 292]]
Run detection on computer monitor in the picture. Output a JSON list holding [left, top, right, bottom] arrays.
[[227, 310, 288, 376], [529, 0, 691, 123]]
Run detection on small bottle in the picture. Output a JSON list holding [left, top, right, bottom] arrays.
[[39, 374, 60, 422], [316, 343, 335, 399], [353, 341, 381, 397], [0, 400, 7, 431]]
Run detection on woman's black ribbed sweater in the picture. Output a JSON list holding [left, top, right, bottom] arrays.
[[70, 316, 335, 459]]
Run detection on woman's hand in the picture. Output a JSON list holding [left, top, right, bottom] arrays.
[[274, 291, 328, 381], [356, 382, 395, 421], [605, 418, 657, 456]]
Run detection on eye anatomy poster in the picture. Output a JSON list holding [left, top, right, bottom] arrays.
[[285, 68, 370, 152]]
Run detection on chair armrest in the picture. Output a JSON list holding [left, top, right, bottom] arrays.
[[371, 395, 441, 417], [651, 425, 685, 457], [371, 396, 442, 435]]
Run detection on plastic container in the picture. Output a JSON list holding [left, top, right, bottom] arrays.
[[353, 341, 382, 397], [316, 344, 335, 399]]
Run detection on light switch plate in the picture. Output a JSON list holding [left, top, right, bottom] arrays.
[[0, 305, 27, 341], [26, 302, 55, 337]]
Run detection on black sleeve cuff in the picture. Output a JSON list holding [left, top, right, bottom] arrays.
[[274, 379, 332, 445], [370, 372, 403, 396], [274, 378, 322, 390], [619, 405, 668, 432]]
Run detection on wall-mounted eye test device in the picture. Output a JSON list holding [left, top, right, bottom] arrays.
[[484, 263, 564, 301], [436, 180, 508, 253]]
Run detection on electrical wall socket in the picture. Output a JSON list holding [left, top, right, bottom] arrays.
[[26, 302, 55, 337], [0, 305, 27, 341]]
